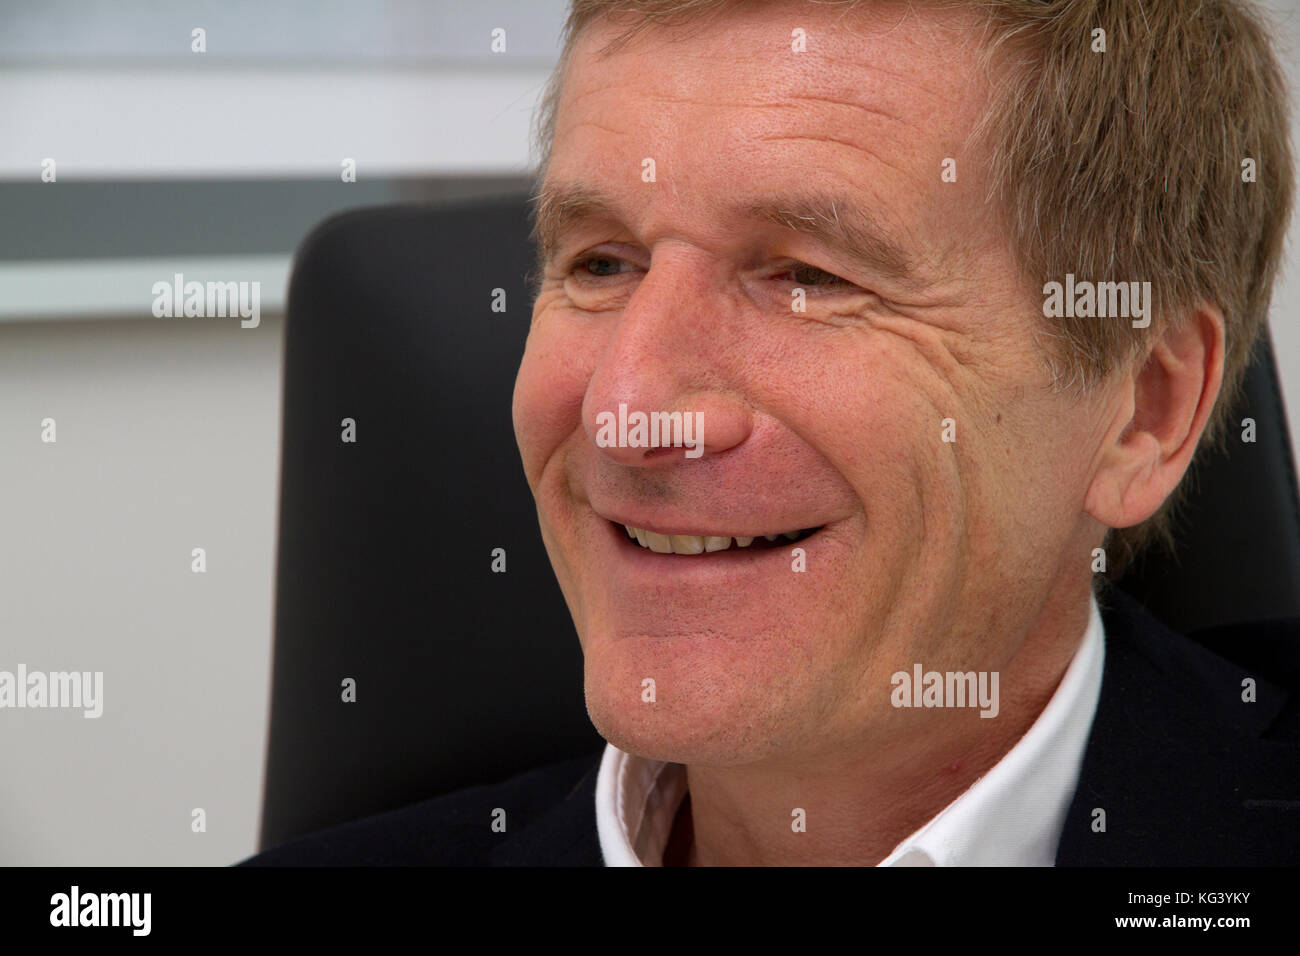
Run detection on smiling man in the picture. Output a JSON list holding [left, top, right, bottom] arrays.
[[243, 0, 1299, 867]]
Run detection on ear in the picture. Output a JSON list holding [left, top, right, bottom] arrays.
[[1084, 304, 1225, 529]]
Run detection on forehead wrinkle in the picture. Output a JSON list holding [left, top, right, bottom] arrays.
[[767, 90, 912, 130], [569, 53, 935, 133], [757, 130, 913, 183]]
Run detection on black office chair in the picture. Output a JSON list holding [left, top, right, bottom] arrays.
[[255, 192, 1300, 852]]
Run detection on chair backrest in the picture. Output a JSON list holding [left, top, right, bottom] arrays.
[[257, 192, 1300, 850]]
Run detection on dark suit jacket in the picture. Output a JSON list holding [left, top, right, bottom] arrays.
[[239, 586, 1300, 866]]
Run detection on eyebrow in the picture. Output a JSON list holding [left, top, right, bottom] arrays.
[[531, 182, 611, 269], [531, 181, 918, 284]]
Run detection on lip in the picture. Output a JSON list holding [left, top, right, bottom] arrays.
[[578, 505, 845, 616], [599, 513, 827, 560], [593, 507, 820, 541], [607, 515, 800, 563]]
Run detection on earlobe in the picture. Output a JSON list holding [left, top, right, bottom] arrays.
[[1084, 425, 1161, 529]]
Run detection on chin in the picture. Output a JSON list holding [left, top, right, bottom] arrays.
[[581, 639, 798, 766]]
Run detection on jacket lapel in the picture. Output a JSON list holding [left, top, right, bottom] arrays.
[[487, 754, 605, 866], [1056, 586, 1297, 865]]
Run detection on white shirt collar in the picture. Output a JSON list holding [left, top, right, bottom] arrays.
[[596, 592, 1105, 866]]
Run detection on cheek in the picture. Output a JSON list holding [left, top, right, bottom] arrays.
[[513, 310, 599, 476], [1001, 411, 1099, 537], [786, 336, 955, 519]]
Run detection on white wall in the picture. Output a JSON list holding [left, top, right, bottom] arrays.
[[1264, 1, 1300, 467], [0, 0, 566, 180], [0, 65, 552, 180], [0, 0, 567, 868], [0, 313, 283, 865]]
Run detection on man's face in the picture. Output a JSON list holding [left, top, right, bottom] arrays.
[[513, 1, 1114, 768]]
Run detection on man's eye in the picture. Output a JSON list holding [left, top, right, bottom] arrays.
[[569, 255, 634, 279], [781, 263, 858, 289]]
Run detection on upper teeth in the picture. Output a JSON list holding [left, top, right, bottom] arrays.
[[624, 526, 806, 554]]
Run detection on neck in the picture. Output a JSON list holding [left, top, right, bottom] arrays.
[[666, 587, 1093, 866]]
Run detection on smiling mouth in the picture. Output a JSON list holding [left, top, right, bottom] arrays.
[[619, 524, 821, 555]]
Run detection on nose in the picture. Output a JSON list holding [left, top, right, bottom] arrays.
[[582, 249, 752, 469]]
